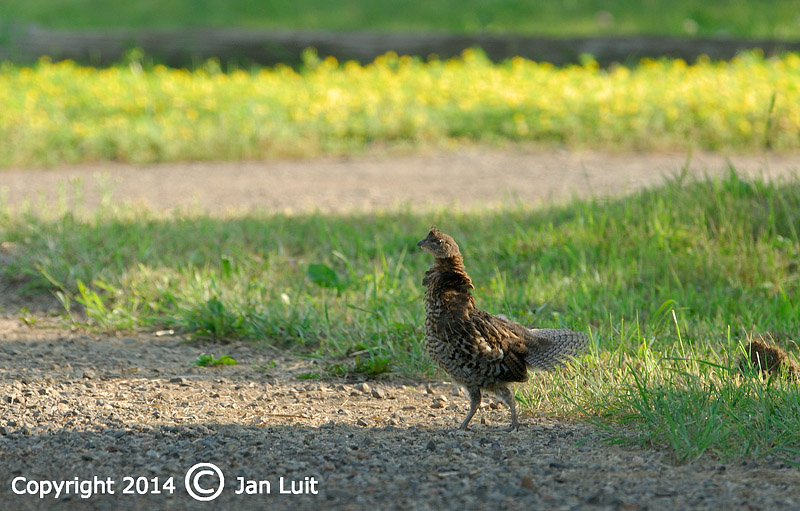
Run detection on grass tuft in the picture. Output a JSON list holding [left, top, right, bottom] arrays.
[[193, 354, 238, 367]]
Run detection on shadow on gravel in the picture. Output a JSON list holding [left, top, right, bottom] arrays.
[[2, 418, 800, 511], [0, 420, 611, 511]]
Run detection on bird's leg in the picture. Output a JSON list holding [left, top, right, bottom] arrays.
[[458, 387, 481, 430], [495, 386, 519, 431]]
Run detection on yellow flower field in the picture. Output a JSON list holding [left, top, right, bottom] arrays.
[[1, 50, 798, 166]]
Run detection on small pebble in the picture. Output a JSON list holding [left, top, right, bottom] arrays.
[[521, 475, 536, 489], [354, 383, 371, 394]]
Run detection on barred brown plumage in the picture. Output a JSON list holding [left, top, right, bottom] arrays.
[[417, 227, 587, 430]]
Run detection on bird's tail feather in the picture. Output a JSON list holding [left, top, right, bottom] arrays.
[[524, 328, 588, 371]]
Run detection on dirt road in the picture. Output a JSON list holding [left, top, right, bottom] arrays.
[[3, 148, 799, 214], [1, 149, 800, 510]]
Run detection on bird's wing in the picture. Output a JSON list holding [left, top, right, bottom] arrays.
[[469, 309, 530, 382]]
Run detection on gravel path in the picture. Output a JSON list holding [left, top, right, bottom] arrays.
[[2, 150, 800, 510], [2, 320, 798, 511]]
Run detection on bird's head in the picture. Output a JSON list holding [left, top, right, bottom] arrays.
[[417, 227, 462, 259]]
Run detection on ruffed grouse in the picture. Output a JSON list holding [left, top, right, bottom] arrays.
[[417, 227, 587, 430]]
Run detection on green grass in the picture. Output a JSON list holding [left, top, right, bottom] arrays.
[[524, 325, 800, 462], [3, 0, 800, 39], [193, 353, 238, 367], [2, 168, 799, 461]]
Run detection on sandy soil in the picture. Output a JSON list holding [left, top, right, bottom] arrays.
[[2, 149, 800, 510]]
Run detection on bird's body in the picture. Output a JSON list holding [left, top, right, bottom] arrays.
[[418, 228, 587, 430]]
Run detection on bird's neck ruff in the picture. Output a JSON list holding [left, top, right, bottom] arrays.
[[422, 255, 474, 290]]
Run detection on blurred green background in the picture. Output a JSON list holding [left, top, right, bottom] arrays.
[[3, 0, 799, 39]]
